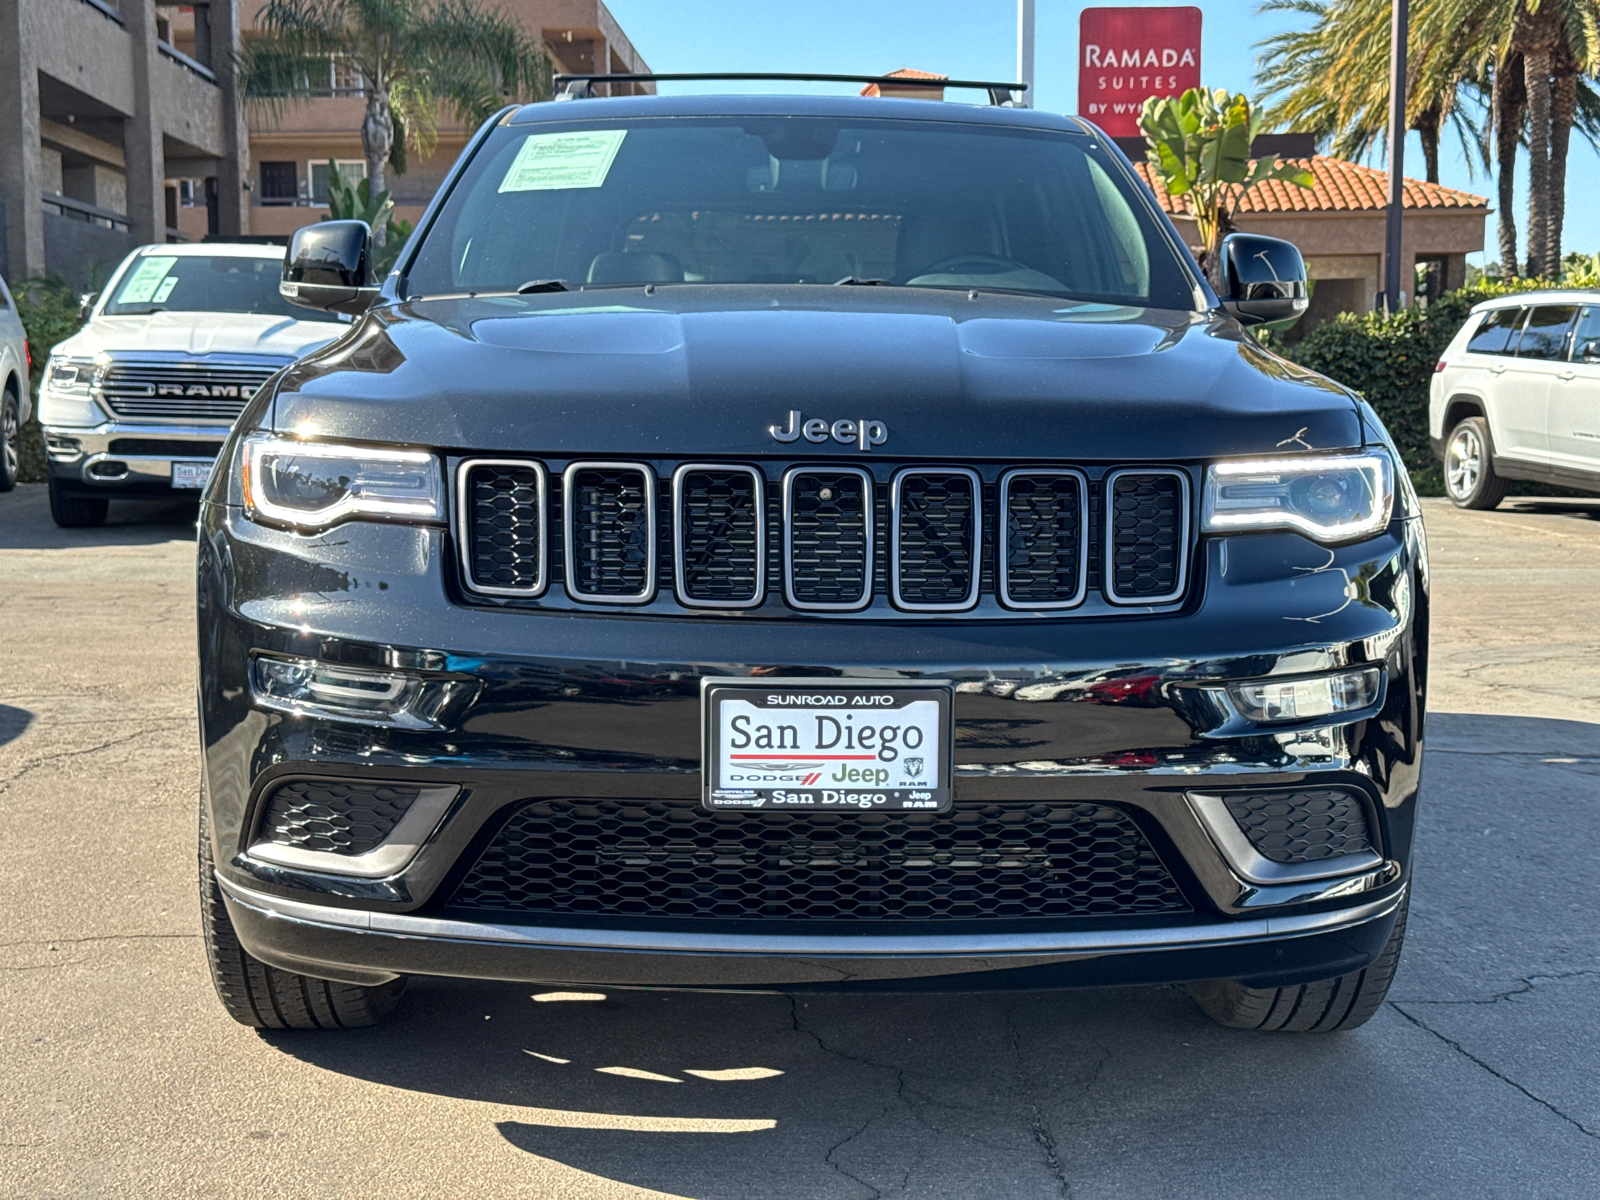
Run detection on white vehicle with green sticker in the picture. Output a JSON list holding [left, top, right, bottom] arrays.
[[38, 242, 345, 527]]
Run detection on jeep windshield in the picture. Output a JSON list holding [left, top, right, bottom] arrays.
[[103, 254, 343, 321], [402, 116, 1198, 308]]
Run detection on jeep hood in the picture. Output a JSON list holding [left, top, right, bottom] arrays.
[[56, 311, 343, 361], [274, 289, 1361, 459]]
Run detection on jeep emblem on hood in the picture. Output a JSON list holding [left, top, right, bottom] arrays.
[[769, 410, 889, 452]]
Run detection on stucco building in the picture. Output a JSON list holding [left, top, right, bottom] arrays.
[[241, 0, 651, 242], [1132, 154, 1490, 334], [0, 0, 249, 289]]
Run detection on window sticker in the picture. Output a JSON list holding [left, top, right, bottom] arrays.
[[152, 276, 179, 304], [498, 130, 627, 193], [117, 256, 178, 304]]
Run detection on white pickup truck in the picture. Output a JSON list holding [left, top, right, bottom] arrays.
[[37, 242, 346, 527]]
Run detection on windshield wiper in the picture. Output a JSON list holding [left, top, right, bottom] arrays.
[[832, 276, 898, 287], [516, 279, 572, 294]]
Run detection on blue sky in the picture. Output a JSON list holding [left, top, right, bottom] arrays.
[[606, 0, 1600, 265]]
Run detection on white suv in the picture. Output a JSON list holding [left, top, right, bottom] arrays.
[[1431, 290, 1600, 508]]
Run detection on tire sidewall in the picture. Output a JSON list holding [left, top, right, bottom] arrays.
[[1445, 417, 1493, 508]]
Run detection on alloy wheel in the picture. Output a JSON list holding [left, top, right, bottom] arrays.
[[2, 399, 17, 482], [1446, 425, 1481, 499]]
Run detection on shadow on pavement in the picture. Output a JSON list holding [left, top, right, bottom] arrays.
[[0, 706, 34, 748], [1501, 496, 1600, 522], [0, 484, 197, 549], [256, 712, 1600, 1198]]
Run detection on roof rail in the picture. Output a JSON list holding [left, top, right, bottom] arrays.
[[551, 72, 1028, 107]]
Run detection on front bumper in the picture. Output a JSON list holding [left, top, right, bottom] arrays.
[[45, 420, 228, 495], [199, 501, 1427, 992]]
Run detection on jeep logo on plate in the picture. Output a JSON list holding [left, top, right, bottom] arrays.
[[157, 384, 241, 398], [769, 410, 888, 452]]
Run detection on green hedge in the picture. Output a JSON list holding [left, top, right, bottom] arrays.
[[1267, 280, 1549, 495], [11, 276, 86, 484]]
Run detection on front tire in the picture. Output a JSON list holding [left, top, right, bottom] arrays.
[[1443, 416, 1507, 510], [1189, 895, 1408, 1032], [0, 388, 19, 491], [48, 476, 109, 527], [199, 799, 406, 1029]]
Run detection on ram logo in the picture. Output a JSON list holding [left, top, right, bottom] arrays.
[[156, 383, 241, 399]]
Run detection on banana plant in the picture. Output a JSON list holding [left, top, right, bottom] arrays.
[[1140, 88, 1314, 289]]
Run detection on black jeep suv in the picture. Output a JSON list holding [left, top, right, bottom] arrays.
[[197, 78, 1424, 1033]]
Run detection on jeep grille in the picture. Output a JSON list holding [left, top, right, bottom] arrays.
[[456, 459, 1193, 619]]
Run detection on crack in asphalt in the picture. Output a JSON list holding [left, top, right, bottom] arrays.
[[0, 933, 197, 950], [1005, 1002, 1072, 1198], [0, 725, 187, 789], [1398, 970, 1600, 1007], [788, 997, 900, 1198], [1389, 1002, 1600, 1140]]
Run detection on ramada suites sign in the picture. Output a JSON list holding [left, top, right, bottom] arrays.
[[1078, 6, 1202, 138]]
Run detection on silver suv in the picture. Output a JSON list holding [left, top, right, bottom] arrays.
[[1432, 290, 1600, 508]]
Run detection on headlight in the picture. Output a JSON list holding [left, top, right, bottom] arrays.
[[251, 655, 476, 729], [45, 356, 96, 396], [1202, 451, 1394, 542], [242, 435, 443, 530]]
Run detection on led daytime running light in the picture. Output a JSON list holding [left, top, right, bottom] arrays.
[[1203, 452, 1394, 543], [243, 434, 443, 531]]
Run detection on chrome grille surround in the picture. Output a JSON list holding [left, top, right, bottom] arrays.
[[672, 463, 766, 608], [457, 458, 548, 597], [562, 461, 658, 604], [1104, 468, 1190, 606], [95, 357, 280, 423], [891, 467, 982, 612], [998, 468, 1089, 609], [783, 466, 874, 612]]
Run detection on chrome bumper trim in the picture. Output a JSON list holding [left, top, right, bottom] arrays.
[[218, 876, 1405, 958]]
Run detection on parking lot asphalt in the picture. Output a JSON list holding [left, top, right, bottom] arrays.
[[1, 485, 1597, 1200]]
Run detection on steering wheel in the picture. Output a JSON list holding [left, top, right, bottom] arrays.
[[915, 253, 1030, 277]]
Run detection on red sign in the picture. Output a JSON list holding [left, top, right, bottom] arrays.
[[1078, 7, 1202, 138]]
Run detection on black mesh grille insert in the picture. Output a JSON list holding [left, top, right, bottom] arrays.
[[466, 462, 543, 592], [1108, 472, 1185, 600], [1002, 472, 1085, 606], [678, 468, 762, 604], [569, 466, 652, 597], [895, 471, 978, 607], [257, 781, 421, 856], [1222, 789, 1374, 864], [787, 470, 870, 607], [448, 800, 1188, 920]]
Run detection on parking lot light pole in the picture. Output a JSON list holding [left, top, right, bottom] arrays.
[[1017, 0, 1035, 107], [1383, 0, 1408, 312]]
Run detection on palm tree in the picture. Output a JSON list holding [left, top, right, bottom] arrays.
[[1256, 0, 1600, 280], [240, 0, 551, 242]]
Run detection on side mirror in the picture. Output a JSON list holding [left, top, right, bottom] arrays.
[[280, 220, 380, 315], [78, 293, 99, 321], [1219, 233, 1309, 327], [1581, 339, 1600, 364]]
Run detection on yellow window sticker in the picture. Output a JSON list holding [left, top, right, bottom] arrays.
[[498, 130, 627, 193], [117, 256, 178, 304]]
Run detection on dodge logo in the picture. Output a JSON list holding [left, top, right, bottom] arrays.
[[768, 410, 888, 452], [157, 383, 241, 398]]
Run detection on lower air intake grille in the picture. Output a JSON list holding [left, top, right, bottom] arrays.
[[676, 466, 763, 605], [448, 800, 1189, 920], [786, 469, 871, 609], [1107, 470, 1187, 603], [894, 470, 979, 609], [465, 461, 545, 594], [1002, 470, 1086, 607], [566, 465, 654, 599], [1222, 789, 1374, 864], [257, 780, 422, 856]]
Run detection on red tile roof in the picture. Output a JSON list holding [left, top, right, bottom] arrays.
[[860, 68, 948, 97], [1132, 156, 1489, 215]]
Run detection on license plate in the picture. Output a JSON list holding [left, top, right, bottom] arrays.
[[702, 678, 953, 813], [170, 460, 213, 489]]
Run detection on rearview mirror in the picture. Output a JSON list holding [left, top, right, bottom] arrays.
[[281, 220, 380, 315], [1219, 234, 1309, 327]]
